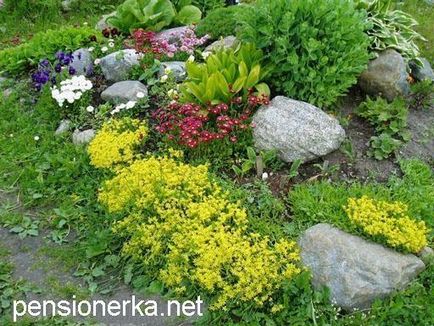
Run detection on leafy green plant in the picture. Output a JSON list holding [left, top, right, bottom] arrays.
[[408, 79, 434, 110], [357, 97, 410, 160], [107, 0, 201, 34], [196, 5, 244, 38], [237, 0, 370, 107], [0, 27, 97, 74], [232, 147, 279, 177], [356, 0, 426, 64], [180, 43, 270, 105]]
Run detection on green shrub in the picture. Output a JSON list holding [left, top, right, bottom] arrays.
[[0, 27, 97, 75], [357, 97, 410, 160], [356, 0, 426, 64], [196, 5, 244, 38], [190, 0, 226, 16], [237, 0, 371, 107]]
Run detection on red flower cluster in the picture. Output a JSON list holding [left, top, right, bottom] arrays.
[[132, 29, 177, 58], [153, 95, 270, 148]]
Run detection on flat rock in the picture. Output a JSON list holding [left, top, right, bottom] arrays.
[[158, 61, 186, 82], [72, 129, 95, 145], [359, 49, 410, 101], [410, 58, 434, 82], [155, 26, 189, 43], [101, 81, 148, 103], [70, 48, 93, 76], [204, 36, 239, 53], [252, 96, 346, 163], [299, 223, 425, 311], [100, 49, 141, 82]]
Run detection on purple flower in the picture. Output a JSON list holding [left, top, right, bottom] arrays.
[[68, 66, 76, 75], [40, 59, 50, 67], [56, 51, 65, 61], [55, 63, 62, 73]]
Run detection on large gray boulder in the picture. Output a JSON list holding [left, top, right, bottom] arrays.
[[359, 49, 410, 101], [252, 96, 345, 163], [409, 58, 434, 82], [100, 49, 141, 82], [204, 36, 239, 53], [71, 48, 93, 77], [101, 81, 148, 103], [158, 61, 186, 82], [299, 223, 425, 311]]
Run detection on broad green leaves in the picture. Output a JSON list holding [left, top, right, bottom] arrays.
[[180, 44, 270, 106]]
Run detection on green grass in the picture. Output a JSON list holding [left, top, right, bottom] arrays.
[[400, 0, 434, 64]]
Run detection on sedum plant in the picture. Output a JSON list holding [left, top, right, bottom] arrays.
[[356, 0, 426, 64], [180, 43, 270, 106], [107, 0, 202, 34], [237, 0, 371, 107]]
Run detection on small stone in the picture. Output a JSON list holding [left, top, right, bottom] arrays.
[[205, 36, 239, 53], [95, 12, 116, 31], [158, 61, 186, 82], [72, 129, 95, 145], [70, 48, 93, 77], [100, 49, 141, 82], [409, 58, 434, 82], [55, 119, 72, 136], [101, 81, 148, 103], [419, 247, 434, 263], [359, 49, 410, 101], [299, 223, 425, 311], [3, 88, 12, 98], [61, 0, 75, 11], [252, 96, 345, 163]]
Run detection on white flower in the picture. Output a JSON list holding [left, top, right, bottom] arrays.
[[34, 136, 40, 141], [108, 42, 115, 48], [187, 55, 195, 63], [94, 58, 101, 65], [9, 134, 13, 138], [117, 103, 126, 110], [101, 46, 108, 53], [83, 22, 88, 26], [136, 92, 145, 99], [160, 75, 168, 83], [262, 172, 269, 181], [125, 101, 136, 109], [201, 51, 211, 59], [86, 105, 95, 113], [88, 47, 95, 52], [167, 89, 178, 98]]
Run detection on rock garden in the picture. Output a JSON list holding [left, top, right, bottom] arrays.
[[0, 0, 433, 325]]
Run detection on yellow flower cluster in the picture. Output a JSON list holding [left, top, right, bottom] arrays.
[[344, 196, 429, 253], [100, 156, 301, 309], [87, 118, 148, 169]]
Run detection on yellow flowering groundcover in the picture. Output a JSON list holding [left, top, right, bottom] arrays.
[[344, 196, 429, 253], [87, 118, 148, 169], [96, 155, 301, 310]]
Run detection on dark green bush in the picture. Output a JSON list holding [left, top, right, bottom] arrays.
[[237, 0, 371, 107], [0, 27, 97, 75], [196, 5, 244, 38], [190, 0, 226, 16]]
